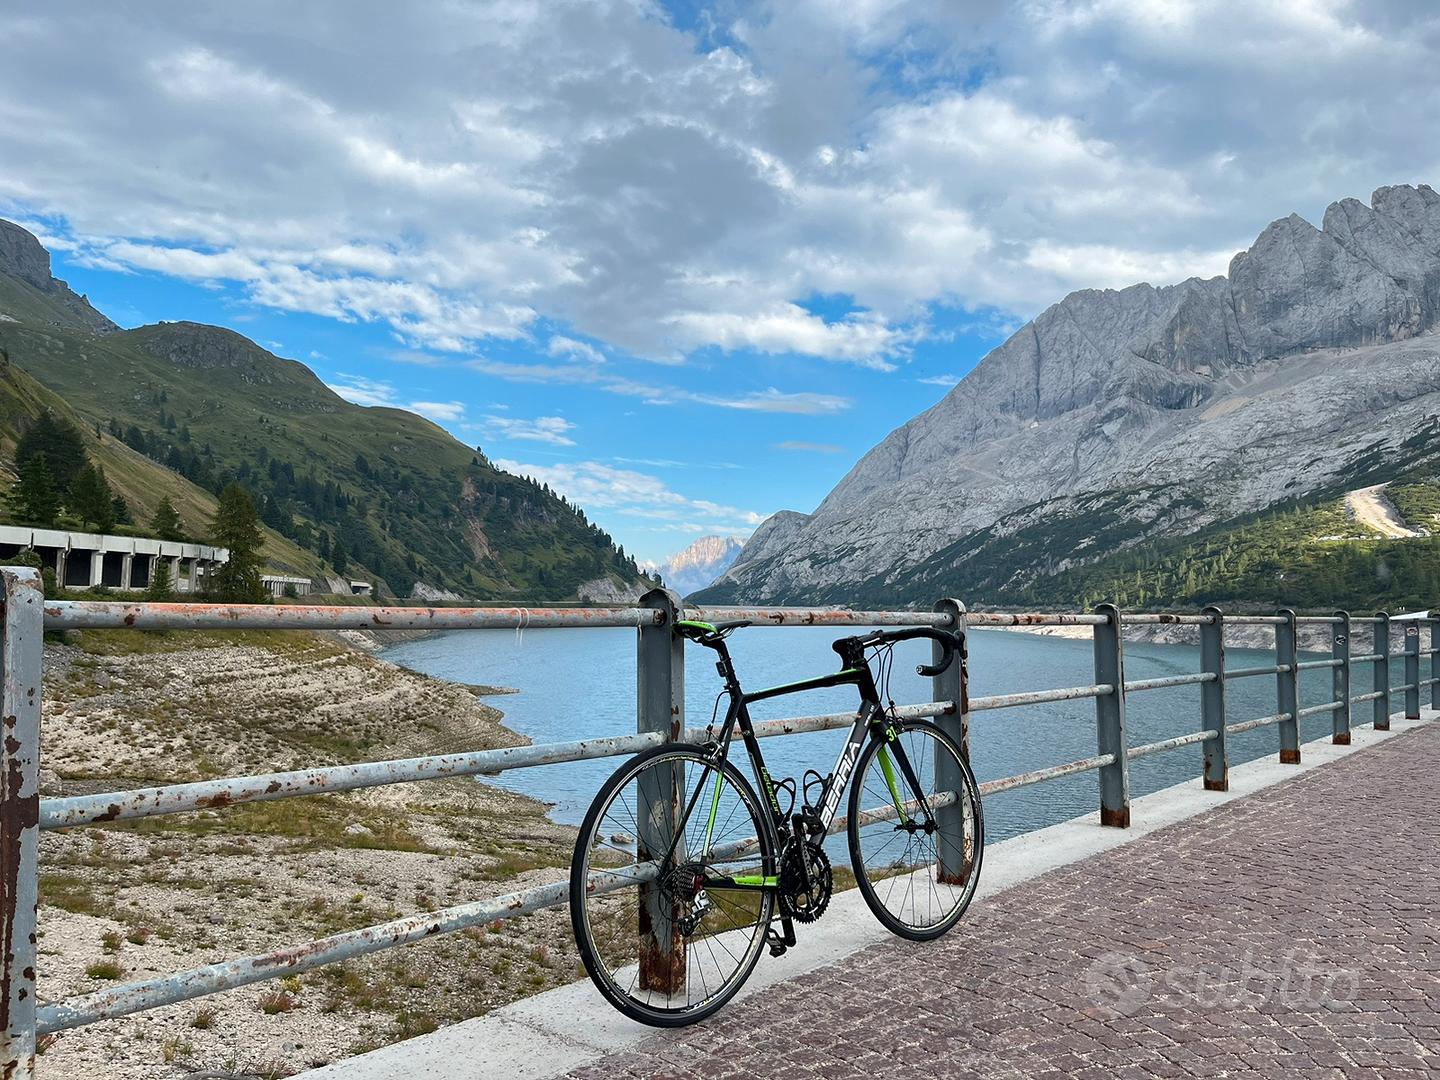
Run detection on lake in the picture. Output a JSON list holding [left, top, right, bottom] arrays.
[[380, 626, 1341, 846]]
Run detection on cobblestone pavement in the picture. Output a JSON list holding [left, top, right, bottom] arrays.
[[567, 724, 1440, 1079]]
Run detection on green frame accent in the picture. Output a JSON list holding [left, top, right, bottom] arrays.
[[876, 745, 911, 824]]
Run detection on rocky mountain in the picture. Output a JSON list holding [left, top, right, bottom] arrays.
[[0, 219, 652, 601], [699, 184, 1440, 608], [658, 535, 745, 595]]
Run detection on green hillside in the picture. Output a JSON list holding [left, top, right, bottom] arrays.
[[0, 224, 649, 600]]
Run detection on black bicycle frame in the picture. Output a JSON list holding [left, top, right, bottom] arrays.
[[681, 639, 937, 892]]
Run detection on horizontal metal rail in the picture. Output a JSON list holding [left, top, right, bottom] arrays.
[[1294, 616, 1343, 625], [43, 601, 664, 632], [964, 612, 1108, 626], [1350, 653, 1384, 664], [43, 701, 954, 830], [737, 701, 947, 741], [1224, 615, 1288, 625], [1226, 664, 1289, 679], [1125, 613, 1214, 625], [977, 753, 1116, 796], [684, 606, 952, 628], [1226, 711, 1291, 734], [1351, 691, 1384, 703], [1124, 672, 1216, 693], [1126, 729, 1218, 759], [1295, 658, 1343, 671], [1296, 700, 1344, 719], [969, 683, 1113, 712]]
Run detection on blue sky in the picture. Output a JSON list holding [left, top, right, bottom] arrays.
[[5, 2, 1439, 562]]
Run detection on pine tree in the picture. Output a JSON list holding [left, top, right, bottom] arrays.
[[15, 409, 88, 495], [10, 455, 60, 526], [207, 484, 268, 603], [146, 559, 174, 602], [70, 463, 117, 532], [150, 497, 184, 541], [331, 536, 349, 576]]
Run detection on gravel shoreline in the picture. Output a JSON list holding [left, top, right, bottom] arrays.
[[36, 628, 576, 1080]]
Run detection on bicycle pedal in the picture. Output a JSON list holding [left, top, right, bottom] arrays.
[[766, 937, 788, 958]]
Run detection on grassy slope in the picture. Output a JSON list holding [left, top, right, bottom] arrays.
[[0, 266, 647, 599], [0, 335, 321, 574]]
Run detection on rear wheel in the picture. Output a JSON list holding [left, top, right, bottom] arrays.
[[847, 719, 983, 940], [569, 744, 778, 1026]]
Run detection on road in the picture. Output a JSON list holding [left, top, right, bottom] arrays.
[[1345, 483, 1421, 537]]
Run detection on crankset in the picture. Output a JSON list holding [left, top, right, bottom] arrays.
[[778, 841, 832, 923]]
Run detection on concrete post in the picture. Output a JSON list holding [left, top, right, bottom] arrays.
[[1332, 611, 1351, 745], [121, 554, 134, 591], [1374, 612, 1391, 731], [0, 567, 44, 1080], [1199, 605, 1227, 790], [1092, 603, 1130, 828], [932, 598, 971, 883], [635, 587, 685, 993], [1404, 620, 1420, 720], [1276, 609, 1300, 764], [87, 550, 103, 588]]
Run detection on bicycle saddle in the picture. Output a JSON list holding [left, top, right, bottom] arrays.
[[675, 618, 752, 641]]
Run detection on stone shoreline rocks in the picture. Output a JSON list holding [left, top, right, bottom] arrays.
[[35, 628, 576, 1080]]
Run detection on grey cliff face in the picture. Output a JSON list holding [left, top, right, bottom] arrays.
[[0, 217, 118, 334], [715, 184, 1440, 604]]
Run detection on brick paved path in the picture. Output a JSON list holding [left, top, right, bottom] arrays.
[[568, 725, 1440, 1079]]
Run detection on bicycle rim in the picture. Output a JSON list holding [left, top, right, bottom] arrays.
[[571, 747, 775, 1024], [848, 721, 982, 939]]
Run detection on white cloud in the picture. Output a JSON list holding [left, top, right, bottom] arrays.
[[409, 400, 466, 422], [482, 414, 577, 446], [494, 458, 764, 533], [915, 374, 959, 387], [325, 374, 398, 408], [4, 0, 1440, 369], [546, 335, 606, 364]]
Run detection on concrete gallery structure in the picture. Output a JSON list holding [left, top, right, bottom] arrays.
[[0, 524, 227, 592]]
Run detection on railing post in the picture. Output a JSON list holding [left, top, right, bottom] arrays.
[[1, 568, 44, 1080], [1404, 619, 1420, 720], [1332, 611, 1351, 744], [1092, 603, 1129, 827], [1275, 608, 1300, 764], [932, 598, 971, 883], [1199, 605, 1227, 790], [1431, 611, 1440, 710], [1374, 611, 1391, 731], [635, 587, 685, 993]]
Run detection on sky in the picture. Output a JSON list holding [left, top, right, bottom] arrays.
[[3, 1, 1440, 563]]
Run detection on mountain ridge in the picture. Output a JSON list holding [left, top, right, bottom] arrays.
[[0, 219, 651, 601], [703, 183, 1440, 607]]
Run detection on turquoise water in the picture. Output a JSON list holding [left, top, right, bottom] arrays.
[[381, 627, 1347, 844]]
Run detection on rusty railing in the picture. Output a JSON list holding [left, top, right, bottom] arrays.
[[1, 569, 1436, 1076]]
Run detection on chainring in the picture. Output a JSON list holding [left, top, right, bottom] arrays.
[[778, 841, 832, 923]]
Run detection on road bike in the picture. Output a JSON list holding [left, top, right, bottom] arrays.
[[568, 619, 984, 1025]]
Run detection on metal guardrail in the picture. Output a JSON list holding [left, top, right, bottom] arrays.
[[1, 571, 1437, 1075]]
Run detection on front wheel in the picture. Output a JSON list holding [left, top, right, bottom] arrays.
[[570, 744, 779, 1026], [847, 719, 983, 940]]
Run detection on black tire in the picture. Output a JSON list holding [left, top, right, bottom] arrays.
[[569, 743, 779, 1026], [847, 719, 983, 941]]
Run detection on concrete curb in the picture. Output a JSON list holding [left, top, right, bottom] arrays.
[[305, 710, 1436, 1080]]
